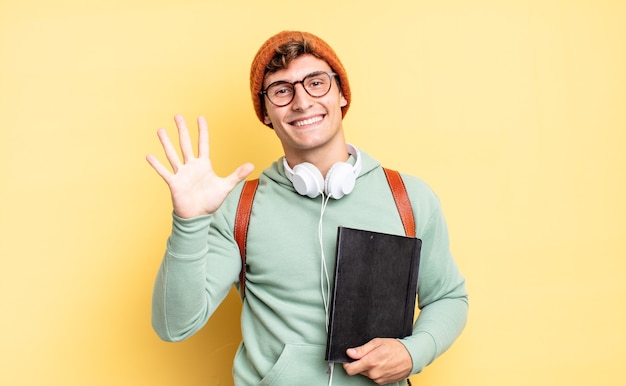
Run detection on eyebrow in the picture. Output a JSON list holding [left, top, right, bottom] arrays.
[[265, 70, 330, 87]]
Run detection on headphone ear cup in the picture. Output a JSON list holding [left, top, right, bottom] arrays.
[[292, 163, 325, 198], [325, 162, 356, 199]]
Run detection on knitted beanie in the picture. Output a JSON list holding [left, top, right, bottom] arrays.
[[250, 31, 351, 126]]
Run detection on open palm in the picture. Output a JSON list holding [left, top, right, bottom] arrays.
[[146, 115, 254, 218]]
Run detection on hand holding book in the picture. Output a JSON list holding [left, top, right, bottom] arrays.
[[342, 338, 413, 384]]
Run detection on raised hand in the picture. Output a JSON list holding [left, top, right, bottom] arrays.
[[146, 115, 254, 219]]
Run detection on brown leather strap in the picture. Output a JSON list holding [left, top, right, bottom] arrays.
[[234, 178, 259, 300], [383, 168, 416, 238]]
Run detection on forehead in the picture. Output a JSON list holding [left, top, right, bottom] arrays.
[[264, 55, 333, 86]]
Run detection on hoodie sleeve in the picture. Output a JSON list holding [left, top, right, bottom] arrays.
[[398, 179, 469, 374], [151, 209, 241, 342]]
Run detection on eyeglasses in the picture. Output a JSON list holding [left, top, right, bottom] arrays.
[[260, 71, 338, 107]]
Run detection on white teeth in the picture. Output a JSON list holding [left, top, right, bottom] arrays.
[[293, 116, 322, 127]]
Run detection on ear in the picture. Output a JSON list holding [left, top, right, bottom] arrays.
[[263, 114, 272, 125], [340, 93, 348, 108]]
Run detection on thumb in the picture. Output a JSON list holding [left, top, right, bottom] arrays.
[[346, 342, 372, 360], [346, 348, 362, 360], [227, 162, 255, 185], [346, 339, 378, 360]]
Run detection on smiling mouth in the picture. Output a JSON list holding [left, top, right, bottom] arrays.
[[291, 115, 324, 127]]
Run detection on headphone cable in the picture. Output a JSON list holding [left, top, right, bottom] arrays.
[[318, 192, 335, 386]]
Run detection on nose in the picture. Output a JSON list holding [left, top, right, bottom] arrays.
[[290, 82, 313, 111]]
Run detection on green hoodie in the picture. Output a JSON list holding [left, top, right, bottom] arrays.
[[152, 149, 468, 385]]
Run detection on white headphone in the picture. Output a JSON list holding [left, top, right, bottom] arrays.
[[283, 144, 362, 199]]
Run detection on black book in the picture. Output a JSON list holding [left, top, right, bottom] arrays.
[[325, 226, 422, 363]]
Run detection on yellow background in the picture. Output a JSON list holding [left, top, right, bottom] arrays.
[[1, 0, 624, 385]]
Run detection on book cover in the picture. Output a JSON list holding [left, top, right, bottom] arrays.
[[325, 226, 422, 363]]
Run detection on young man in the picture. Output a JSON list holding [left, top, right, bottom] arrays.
[[147, 31, 468, 385]]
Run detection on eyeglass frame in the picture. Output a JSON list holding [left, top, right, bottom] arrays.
[[260, 71, 339, 107]]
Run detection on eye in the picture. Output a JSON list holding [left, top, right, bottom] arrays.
[[305, 73, 329, 90], [269, 83, 293, 98]]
